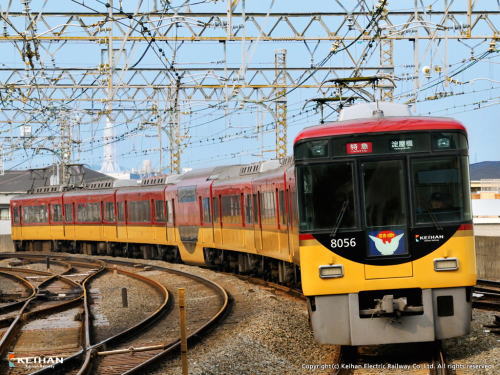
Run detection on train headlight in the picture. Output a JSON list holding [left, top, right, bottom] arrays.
[[319, 265, 344, 278], [434, 258, 459, 271]]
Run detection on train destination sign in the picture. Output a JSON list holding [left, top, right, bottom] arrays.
[[390, 139, 415, 152], [346, 142, 373, 154]]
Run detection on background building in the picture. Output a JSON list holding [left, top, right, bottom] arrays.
[[470, 161, 500, 224]]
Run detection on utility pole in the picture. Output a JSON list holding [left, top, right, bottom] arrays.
[[153, 97, 163, 174], [379, 1, 394, 102], [274, 49, 287, 159], [0, 145, 4, 176], [169, 79, 181, 174], [59, 113, 72, 185]]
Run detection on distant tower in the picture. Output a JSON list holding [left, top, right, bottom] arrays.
[[100, 0, 120, 174], [100, 116, 120, 173]]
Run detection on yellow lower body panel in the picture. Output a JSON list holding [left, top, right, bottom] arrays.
[[300, 232, 476, 296]]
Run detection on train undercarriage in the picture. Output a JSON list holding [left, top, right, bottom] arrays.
[[13, 239, 301, 288]]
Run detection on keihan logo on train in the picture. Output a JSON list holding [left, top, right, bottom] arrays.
[[368, 230, 406, 256]]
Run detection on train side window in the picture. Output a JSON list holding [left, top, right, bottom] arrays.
[[202, 197, 211, 224], [13, 206, 20, 224], [245, 194, 253, 225], [279, 190, 287, 226], [77, 202, 100, 222], [261, 191, 276, 226], [90, 203, 101, 222], [64, 204, 73, 223], [212, 196, 219, 223], [222, 195, 241, 224], [39, 205, 48, 223], [128, 200, 150, 223], [253, 194, 259, 224], [104, 202, 116, 222], [117, 202, 125, 222], [51, 204, 63, 222], [155, 200, 166, 222], [77, 203, 87, 222], [166, 199, 175, 225]]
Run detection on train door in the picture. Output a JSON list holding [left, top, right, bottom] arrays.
[[244, 194, 255, 251], [212, 195, 222, 245], [253, 191, 263, 252], [200, 196, 214, 244], [286, 185, 298, 261]]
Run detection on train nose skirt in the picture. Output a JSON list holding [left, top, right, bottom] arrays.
[[307, 287, 471, 345]]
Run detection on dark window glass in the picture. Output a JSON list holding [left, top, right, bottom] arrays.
[[154, 200, 166, 222], [279, 190, 287, 226], [295, 139, 329, 159], [213, 197, 219, 223], [202, 197, 211, 224], [13, 206, 20, 224], [431, 132, 468, 151], [297, 162, 356, 231], [245, 194, 253, 225], [51, 204, 63, 222], [104, 202, 116, 222], [362, 160, 406, 227], [412, 156, 472, 224], [117, 202, 125, 222], [64, 204, 73, 223], [127, 200, 151, 223], [252, 194, 259, 224]]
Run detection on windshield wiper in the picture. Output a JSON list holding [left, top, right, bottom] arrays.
[[425, 208, 443, 231], [330, 200, 349, 238]]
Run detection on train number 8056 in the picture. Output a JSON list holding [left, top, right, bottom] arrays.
[[330, 238, 356, 249]]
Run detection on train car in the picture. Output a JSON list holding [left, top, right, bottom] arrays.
[[10, 102, 476, 346], [11, 191, 64, 250], [295, 103, 476, 345]]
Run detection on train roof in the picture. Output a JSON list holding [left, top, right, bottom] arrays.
[[294, 116, 466, 144]]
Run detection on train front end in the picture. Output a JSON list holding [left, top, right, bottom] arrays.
[[294, 110, 476, 345]]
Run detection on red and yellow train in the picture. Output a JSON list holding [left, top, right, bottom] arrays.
[[11, 103, 476, 345]]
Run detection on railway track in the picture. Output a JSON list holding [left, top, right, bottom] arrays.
[[473, 279, 500, 312], [0, 257, 105, 375], [0, 253, 230, 375], [332, 341, 451, 375]]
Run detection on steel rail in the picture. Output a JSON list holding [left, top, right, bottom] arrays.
[[28, 257, 107, 375], [0, 269, 87, 361], [25, 257, 167, 375], [0, 270, 36, 314], [430, 340, 450, 375], [10, 254, 229, 375]]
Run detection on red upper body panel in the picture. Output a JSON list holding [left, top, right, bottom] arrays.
[[294, 117, 466, 144]]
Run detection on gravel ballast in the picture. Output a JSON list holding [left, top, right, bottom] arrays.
[[7, 253, 498, 375]]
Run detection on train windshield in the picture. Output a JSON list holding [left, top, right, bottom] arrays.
[[296, 162, 357, 232], [296, 155, 472, 232], [361, 159, 407, 227], [412, 156, 472, 224]]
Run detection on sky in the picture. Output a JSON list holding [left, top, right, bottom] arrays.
[[0, 0, 498, 173]]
